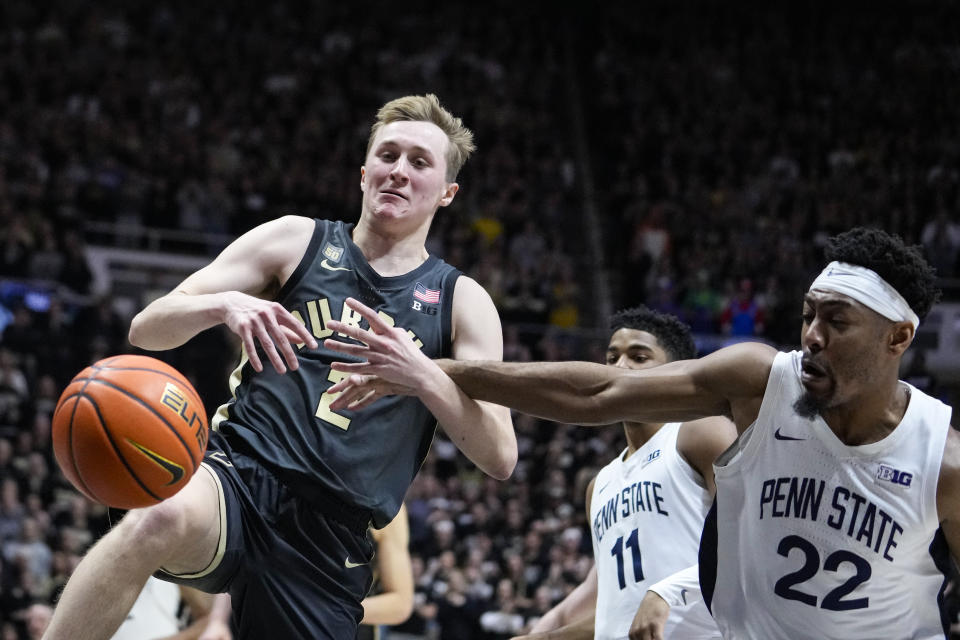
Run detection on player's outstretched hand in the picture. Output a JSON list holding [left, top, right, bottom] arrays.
[[326, 372, 416, 411], [221, 291, 317, 374], [324, 297, 436, 409], [629, 591, 670, 640]]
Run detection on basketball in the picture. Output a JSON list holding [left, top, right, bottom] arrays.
[[51, 355, 209, 509]]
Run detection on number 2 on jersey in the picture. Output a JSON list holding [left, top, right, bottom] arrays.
[[315, 369, 351, 430], [611, 528, 644, 589], [774, 535, 871, 610]]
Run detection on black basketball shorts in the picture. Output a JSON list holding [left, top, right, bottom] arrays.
[[156, 431, 375, 639]]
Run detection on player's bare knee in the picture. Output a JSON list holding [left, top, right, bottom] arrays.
[[115, 501, 191, 561], [115, 469, 219, 562]]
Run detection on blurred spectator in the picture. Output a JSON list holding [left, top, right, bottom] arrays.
[[478, 578, 525, 639], [57, 230, 92, 295], [3, 518, 52, 593], [24, 602, 53, 639], [720, 278, 766, 337], [434, 570, 485, 640], [0, 478, 25, 543], [922, 211, 960, 278], [681, 269, 722, 333], [903, 349, 940, 399]]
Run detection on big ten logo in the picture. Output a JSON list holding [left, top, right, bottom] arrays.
[[877, 464, 913, 487], [411, 300, 438, 315], [161, 382, 208, 451], [641, 449, 661, 469]]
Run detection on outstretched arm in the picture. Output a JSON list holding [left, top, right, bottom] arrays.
[[435, 342, 775, 430], [128, 215, 318, 372], [326, 282, 516, 480]]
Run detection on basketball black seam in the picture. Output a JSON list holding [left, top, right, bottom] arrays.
[[81, 378, 200, 475], [91, 364, 195, 392], [90, 363, 199, 434], [82, 392, 163, 503], [94, 356, 125, 369], [61, 381, 99, 501], [88, 363, 203, 469]]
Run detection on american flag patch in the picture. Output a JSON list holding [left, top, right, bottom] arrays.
[[413, 283, 441, 304]]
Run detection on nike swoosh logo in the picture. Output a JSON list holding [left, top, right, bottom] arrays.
[[680, 588, 688, 605], [344, 557, 367, 569], [774, 427, 806, 441], [321, 259, 351, 272], [128, 440, 185, 485]]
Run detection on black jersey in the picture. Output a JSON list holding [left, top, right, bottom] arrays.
[[214, 219, 460, 527]]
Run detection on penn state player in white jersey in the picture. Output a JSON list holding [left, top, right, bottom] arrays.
[[495, 307, 734, 640], [326, 227, 960, 639]]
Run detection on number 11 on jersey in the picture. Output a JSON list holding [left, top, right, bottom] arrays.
[[611, 528, 644, 589]]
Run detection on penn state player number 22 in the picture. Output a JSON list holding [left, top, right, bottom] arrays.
[[611, 528, 644, 589], [774, 535, 871, 610]]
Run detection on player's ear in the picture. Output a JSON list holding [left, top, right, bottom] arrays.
[[888, 321, 914, 356], [439, 182, 459, 208], [360, 166, 367, 192]]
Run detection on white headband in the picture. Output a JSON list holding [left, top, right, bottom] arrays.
[[809, 261, 919, 330]]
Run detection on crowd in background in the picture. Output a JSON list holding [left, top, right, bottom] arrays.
[[2, 1, 960, 638]]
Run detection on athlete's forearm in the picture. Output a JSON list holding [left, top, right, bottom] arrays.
[[437, 359, 625, 426], [361, 592, 414, 626], [528, 606, 564, 633], [417, 362, 517, 480], [129, 290, 229, 350], [524, 615, 594, 639]]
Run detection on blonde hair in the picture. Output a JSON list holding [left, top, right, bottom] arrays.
[[366, 94, 475, 181]]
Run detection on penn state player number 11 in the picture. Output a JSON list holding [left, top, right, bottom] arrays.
[[611, 528, 644, 589]]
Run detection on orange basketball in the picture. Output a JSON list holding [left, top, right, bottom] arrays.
[[51, 355, 209, 509]]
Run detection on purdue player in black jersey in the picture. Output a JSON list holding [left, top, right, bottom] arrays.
[[43, 94, 517, 640]]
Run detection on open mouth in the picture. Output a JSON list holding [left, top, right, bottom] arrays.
[[800, 356, 830, 389], [801, 359, 824, 377], [380, 189, 408, 201]]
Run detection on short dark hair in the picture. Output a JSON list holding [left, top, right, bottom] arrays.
[[825, 227, 941, 320], [609, 306, 696, 361]]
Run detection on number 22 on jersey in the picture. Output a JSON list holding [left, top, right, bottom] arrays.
[[774, 535, 871, 611]]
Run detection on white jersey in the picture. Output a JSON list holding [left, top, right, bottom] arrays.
[[590, 422, 720, 640], [111, 577, 181, 640], [704, 351, 952, 639]]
